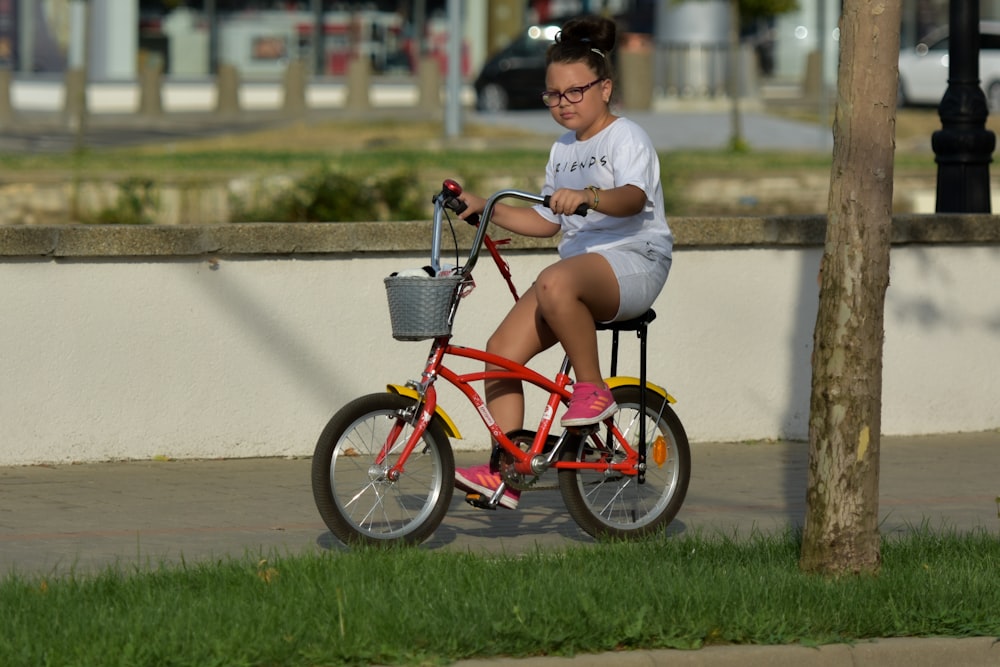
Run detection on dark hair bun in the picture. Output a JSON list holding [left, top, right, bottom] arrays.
[[556, 15, 616, 54]]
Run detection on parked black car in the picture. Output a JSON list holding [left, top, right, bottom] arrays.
[[474, 24, 560, 112]]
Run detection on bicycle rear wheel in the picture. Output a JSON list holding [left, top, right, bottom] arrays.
[[311, 392, 454, 547], [558, 384, 690, 540]]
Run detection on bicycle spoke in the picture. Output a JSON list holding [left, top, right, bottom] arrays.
[[558, 387, 690, 539], [312, 394, 454, 545]]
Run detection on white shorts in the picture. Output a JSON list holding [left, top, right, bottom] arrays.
[[594, 241, 672, 322]]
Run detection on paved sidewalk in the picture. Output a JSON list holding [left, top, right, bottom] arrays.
[[2, 431, 997, 665], [2, 431, 996, 575], [450, 636, 1000, 667]]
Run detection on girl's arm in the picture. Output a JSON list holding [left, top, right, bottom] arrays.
[[458, 194, 561, 238], [459, 183, 646, 236], [565, 184, 646, 218]]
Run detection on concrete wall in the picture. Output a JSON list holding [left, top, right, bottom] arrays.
[[1, 216, 999, 466]]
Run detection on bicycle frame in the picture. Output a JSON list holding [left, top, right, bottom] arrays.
[[382, 186, 649, 484]]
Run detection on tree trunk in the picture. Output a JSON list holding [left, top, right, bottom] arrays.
[[799, 0, 902, 575]]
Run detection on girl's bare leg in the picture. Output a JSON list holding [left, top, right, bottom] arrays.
[[484, 287, 556, 435], [484, 252, 619, 432], [533, 253, 619, 385]]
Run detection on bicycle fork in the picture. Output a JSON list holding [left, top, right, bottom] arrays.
[[375, 379, 441, 481]]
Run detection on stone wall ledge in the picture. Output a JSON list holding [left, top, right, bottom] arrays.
[[2, 214, 999, 258]]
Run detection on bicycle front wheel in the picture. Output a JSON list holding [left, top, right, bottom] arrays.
[[558, 384, 690, 540], [311, 392, 454, 547]]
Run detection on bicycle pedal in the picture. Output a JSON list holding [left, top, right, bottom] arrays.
[[464, 493, 498, 511], [566, 425, 598, 436]]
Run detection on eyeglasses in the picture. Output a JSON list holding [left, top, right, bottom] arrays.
[[541, 78, 604, 108]]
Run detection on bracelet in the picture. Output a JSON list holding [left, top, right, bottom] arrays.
[[586, 185, 600, 211]]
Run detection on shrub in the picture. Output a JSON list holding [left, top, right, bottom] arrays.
[[85, 177, 158, 225], [232, 165, 426, 222]]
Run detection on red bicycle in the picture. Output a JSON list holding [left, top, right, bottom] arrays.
[[311, 180, 690, 546]]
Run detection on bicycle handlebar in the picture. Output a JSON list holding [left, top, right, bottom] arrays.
[[542, 195, 590, 218], [432, 179, 586, 276]]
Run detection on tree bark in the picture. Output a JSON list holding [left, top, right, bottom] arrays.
[[799, 0, 902, 575]]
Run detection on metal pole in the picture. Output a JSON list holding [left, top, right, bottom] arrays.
[[18, 0, 35, 73], [414, 0, 426, 54], [726, 0, 743, 149], [312, 0, 324, 75], [206, 0, 218, 74], [68, 0, 87, 70], [445, 0, 462, 139], [67, 0, 89, 148], [817, 0, 829, 150], [932, 0, 995, 212]]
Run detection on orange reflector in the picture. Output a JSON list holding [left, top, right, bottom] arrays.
[[652, 436, 668, 467]]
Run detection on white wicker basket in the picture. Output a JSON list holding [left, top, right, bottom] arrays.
[[384, 274, 463, 341]]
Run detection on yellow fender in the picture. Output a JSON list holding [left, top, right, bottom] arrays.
[[386, 384, 463, 439], [604, 376, 677, 404]]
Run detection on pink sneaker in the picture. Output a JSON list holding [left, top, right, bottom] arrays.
[[454, 463, 520, 509], [561, 382, 617, 427]]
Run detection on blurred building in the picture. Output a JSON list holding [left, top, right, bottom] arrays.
[[6, 1, 1000, 96], [11, 1, 459, 79]]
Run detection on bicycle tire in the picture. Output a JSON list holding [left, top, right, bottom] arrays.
[[311, 392, 454, 547], [558, 384, 690, 540]]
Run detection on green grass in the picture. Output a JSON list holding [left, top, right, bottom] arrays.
[[4, 144, 847, 222], [2, 144, 934, 178], [3, 111, 951, 222], [0, 108, 954, 181], [1, 105, 945, 181], [0, 147, 445, 177], [2, 529, 997, 666]]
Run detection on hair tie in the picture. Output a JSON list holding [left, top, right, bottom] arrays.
[[555, 32, 605, 57]]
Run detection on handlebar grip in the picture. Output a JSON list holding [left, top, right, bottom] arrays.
[[437, 180, 481, 224], [443, 196, 479, 226], [542, 195, 589, 217]]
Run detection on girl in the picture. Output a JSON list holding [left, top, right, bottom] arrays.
[[454, 15, 673, 510]]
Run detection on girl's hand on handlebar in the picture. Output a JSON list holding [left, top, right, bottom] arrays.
[[547, 188, 592, 216], [545, 188, 591, 217], [457, 193, 487, 222]]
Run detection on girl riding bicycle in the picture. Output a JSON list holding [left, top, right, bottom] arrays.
[[453, 15, 673, 510]]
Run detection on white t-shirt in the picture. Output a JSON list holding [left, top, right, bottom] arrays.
[[534, 117, 673, 260]]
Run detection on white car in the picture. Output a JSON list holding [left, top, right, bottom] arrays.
[[897, 21, 1000, 111]]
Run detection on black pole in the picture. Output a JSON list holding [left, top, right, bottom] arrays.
[[932, 0, 995, 213], [313, 0, 324, 75], [206, 0, 218, 75]]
